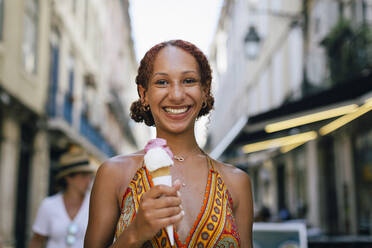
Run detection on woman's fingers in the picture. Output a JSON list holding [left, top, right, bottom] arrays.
[[157, 210, 184, 227], [139, 207, 184, 234], [154, 195, 182, 209], [133, 181, 183, 238], [151, 206, 183, 218], [146, 184, 178, 199]]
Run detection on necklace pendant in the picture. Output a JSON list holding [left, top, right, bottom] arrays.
[[174, 155, 185, 162]]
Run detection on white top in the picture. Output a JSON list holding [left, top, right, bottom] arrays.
[[32, 192, 90, 248]]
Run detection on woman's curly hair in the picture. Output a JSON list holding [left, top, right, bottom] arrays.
[[130, 40, 214, 126]]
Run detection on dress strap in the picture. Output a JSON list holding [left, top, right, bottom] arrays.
[[206, 155, 215, 172]]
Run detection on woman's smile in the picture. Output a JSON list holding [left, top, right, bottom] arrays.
[[163, 105, 193, 120], [164, 106, 190, 114]]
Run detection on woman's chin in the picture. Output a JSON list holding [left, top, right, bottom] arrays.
[[157, 121, 194, 135]]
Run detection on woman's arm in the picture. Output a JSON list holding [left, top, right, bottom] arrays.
[[28, 233, 47, 248], [233, 171, 254, 248], [217, 162, 254, 248], [84, 160, 124, 248], [84, 157, 183, 248]]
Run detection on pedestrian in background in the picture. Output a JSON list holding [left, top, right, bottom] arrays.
[[29, 149, 96, 248]]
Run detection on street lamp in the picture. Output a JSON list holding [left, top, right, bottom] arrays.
[[244, 25, 261, 60], [243, 6, 301, 60]]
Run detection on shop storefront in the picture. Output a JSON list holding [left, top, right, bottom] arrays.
[[211, 74, 372, 245]]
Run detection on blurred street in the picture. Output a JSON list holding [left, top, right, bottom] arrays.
[[208, 0, 372, 247], [0, 0, 372, 247]]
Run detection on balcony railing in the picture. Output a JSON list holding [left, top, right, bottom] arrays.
[[47, 45, 116, 158], [80, 114, 116, 157], [47, 45, 59, 117], [63, 94, 73, 124]]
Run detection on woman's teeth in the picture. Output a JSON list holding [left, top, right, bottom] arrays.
[[165, 107, 188, 114]]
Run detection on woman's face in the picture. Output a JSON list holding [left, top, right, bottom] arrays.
[[140, 46, 206, 135], [66, 172, 93, 194]]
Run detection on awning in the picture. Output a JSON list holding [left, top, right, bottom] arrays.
[[213, 73, 372, 161]]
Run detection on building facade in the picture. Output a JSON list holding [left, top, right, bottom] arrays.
[[209, 0, 372, 245], [0, 0, 145, 247], [0, 1, 51, 247]]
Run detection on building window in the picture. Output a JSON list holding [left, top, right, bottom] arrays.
[[22, 0, 39, 74], [81, 74, 96, 119], [47, 27, 61, 117], [63, 53, 75, 124], [0, 0, 4, 40], [352, 0, 365, 24]]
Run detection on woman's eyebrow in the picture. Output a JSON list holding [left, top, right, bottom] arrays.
[[153, 72, 168, 76], [150, 72, 168, 81], [182, 70, 198, 74], [152, 71, 198, 77]]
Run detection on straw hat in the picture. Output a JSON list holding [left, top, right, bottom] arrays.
[[56, 151, 96, 179]]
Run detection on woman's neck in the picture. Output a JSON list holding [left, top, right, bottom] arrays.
[[156, 130, 202, 157], [63, 187, 85, 202], [63, 187, 85, 220]]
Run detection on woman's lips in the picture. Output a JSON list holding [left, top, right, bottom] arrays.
[[164, 106, 189, 114], [163, 106, 192, 119]]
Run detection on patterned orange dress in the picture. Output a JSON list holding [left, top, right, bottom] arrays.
[[115, 157, 241, 248]]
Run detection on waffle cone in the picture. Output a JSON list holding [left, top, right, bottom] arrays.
[[150, 166, 170, 178]]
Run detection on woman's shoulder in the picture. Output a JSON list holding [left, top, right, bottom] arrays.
[[38, 193, 63, 210], [94, 151, 145, 196], [212, 159, 250, 182], [97, 151, 145, 177], [211, 159, 252, 206], [92, 151, 146, 205]]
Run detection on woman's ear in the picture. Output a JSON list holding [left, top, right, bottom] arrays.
[[138, 85, 147, 104], [202, 81, 210, 99]]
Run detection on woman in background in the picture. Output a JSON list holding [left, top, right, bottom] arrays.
[[29, 149, 95, 248]]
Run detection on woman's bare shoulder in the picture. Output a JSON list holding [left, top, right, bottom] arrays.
[[94, 151, 145, 199], [98, 151, 144, 176], [212, 159, 252, 207], [213, 159, 248, 180], [99, 151, 145, 174]]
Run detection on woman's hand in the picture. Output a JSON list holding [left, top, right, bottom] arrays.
[[28, 233, 47, 248], [84, 157, 184, 248], [130, 180, 184, 244]]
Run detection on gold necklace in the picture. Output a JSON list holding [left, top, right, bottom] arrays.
[[173, 155, 185, 162], [173, 149, 206, 163]]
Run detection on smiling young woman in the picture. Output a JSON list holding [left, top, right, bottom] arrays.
[[84, 40, 253, 248]]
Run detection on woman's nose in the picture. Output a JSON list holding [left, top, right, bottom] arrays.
[[168, 83, 185, 102]]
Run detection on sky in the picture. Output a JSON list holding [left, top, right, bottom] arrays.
[[128, 0, 224, 62]]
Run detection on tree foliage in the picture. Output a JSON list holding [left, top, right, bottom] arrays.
[[321, 19, 372, 85]]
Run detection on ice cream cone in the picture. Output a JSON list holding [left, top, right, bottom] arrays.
[[144, 138, 175, 246], [150, 166, 170, 178]]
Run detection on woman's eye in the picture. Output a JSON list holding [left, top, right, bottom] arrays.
[[155, 80, 168, 86], [184, 78, 197, 84]]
